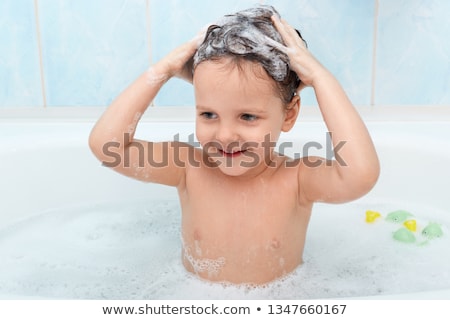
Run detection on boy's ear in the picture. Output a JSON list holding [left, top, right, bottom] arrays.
[[282, 95, 300, 132]]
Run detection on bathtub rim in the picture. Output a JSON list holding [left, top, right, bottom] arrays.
[[1, 288, 449, 300]]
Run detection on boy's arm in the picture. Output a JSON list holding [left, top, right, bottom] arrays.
[[299, 68, 380, 203], [89, 35, 202, 187], [272, 16, 380, 203]]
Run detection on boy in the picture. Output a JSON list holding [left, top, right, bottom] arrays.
[[89, 6, 379, 284]]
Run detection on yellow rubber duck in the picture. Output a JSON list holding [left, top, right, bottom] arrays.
[[365, 210, 382, 223], [403, 219, 417, 232]]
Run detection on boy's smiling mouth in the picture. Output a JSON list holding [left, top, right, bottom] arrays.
[[219, 149, 246, 158]]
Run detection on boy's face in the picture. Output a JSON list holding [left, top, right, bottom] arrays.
[[193, 58, 297, 177]]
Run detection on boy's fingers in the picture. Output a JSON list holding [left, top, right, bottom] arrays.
[[272, 15, 298, 48], [264, 35, 288, 54], [280, 19, 305, 47], [194, 24, 211, 46], [271, 14, 287, 37]]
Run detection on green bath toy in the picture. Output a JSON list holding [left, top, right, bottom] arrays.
[[393, 228, 416, 243], [422, 222, 444, 239], [366, 209, 445, 245], [386, 210, 413, 223]]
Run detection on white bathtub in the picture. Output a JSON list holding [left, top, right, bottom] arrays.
[[1, 106, 450, 299]]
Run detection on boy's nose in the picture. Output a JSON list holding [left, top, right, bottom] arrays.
[[215, 124, 239, 147]]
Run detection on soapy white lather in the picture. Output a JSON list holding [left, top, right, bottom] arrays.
[[146, 68, 169, 86], [192, 5, 305, 103], [126, 112, 142, 134], [182, 240, 226, 278], [193, 6, 292, 82]]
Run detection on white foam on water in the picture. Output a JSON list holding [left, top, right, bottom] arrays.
[[0, 198, 449, 299]]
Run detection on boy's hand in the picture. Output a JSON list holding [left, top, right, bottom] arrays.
[[271, 15, 325, 91], [271, 15, 380, 204], [153, 28, 207, 84]]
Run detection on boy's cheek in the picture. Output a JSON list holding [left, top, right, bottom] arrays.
[[195, 126, 209, 146]]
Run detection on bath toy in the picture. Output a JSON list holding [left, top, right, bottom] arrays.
[[422, 222, 444, 239], [365, 210, 381, 223], [385, 210, 413, 223], [393, 228, 416, 243], [403, 219, 417, 232], [365, 209, 445, 245]]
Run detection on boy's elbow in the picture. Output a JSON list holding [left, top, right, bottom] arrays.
[[88, 130, 99, 154], [353, 161, 380, 197], [88, 129, 107, 160], [368, 156, 381, 187], [339, 160, 380, 201], [362, 166, 380, 194]]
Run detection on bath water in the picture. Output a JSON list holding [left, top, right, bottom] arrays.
[[0, 199, 448, 299]]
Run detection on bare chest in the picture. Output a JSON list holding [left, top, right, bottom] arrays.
[[177, 167, 311, 282], [182, 169, 301, 236]]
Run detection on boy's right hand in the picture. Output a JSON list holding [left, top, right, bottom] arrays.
[[153, 28, 207, 84]]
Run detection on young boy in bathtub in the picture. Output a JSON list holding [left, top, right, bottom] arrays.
[[89, 6, 379, 284]]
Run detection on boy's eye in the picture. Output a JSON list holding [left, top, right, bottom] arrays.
[[199, 112, 217, 119], [241, 114, 258, 121]]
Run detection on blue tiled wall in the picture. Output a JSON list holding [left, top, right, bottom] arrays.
[[39, 0, 149, 107], [0, 0, 43, 107], [376, 0, 450, 105], [1, 0, 449, 108]]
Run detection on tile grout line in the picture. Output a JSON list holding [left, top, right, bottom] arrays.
[[146, 0, 154, 107], [146, 0, 152, 66], [370, 0, 379, 107], [34, 0, 47, 108]]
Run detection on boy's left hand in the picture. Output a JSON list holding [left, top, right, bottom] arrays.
[[271, 15, 325, 91]]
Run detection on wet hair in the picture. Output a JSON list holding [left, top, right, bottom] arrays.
[[193, 5, 307, 104]]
